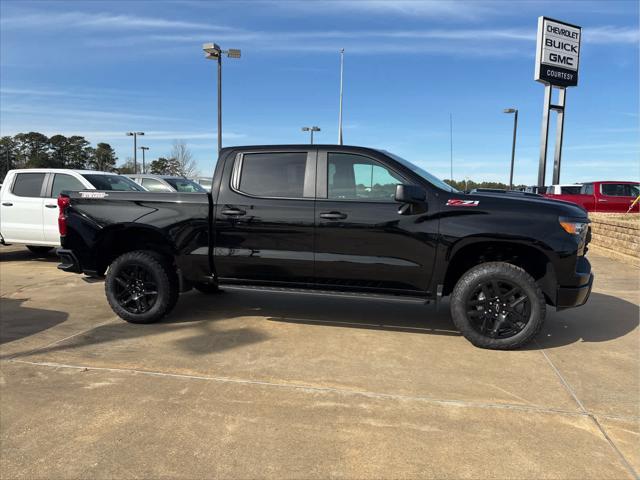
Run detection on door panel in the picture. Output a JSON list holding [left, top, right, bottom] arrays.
[[214, 150, 316, 284], [43, 173, 87, 243], [314, 151, 438, 293], [0, 173, 47, 244]]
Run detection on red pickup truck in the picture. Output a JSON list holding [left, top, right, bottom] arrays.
[[544, 181, 639, 213]]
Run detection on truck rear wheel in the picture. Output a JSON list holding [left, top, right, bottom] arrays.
[[450, 262, 546, 350], [105, 250, 179, 324]]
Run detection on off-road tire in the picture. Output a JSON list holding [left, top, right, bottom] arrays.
[[105, 250, 179, 324], [450, 262, 546, 350], [26, 245, 53, 256]]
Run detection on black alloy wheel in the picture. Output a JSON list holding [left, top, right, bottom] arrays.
[[465, 279, 531, 339], [450, 262, 546, 350], [112, 263, 159, 314], [105, 250, 179, 324]]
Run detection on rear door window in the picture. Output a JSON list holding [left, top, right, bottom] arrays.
[[11, 173, 46, 197], [237, 152, 308, 198], [51, 174, 86, 197], [560, 186, 581, 195]]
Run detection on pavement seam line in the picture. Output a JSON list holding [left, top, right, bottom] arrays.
[[536, 342, 639, 479], [8, 358, 602, 418]]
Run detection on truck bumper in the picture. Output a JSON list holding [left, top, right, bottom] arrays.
[[57, 248, 82, 274], [556, 256, 594, 310]]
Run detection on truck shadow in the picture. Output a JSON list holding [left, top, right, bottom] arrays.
[[0, 248, 58, 263], [529, 292, 639, 350], [0, 298, 68, 344], [170, 289, 638, 350], [2, 290, 636, 360]]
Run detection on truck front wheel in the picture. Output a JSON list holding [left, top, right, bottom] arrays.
[[450, 262, 546, 350], [105, 250, 179, 324]]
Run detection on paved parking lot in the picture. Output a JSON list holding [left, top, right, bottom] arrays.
[[1, 245, 638, 479]]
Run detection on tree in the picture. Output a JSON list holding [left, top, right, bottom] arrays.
[[48, 135, 70, 168], [0, 136, 18, 182], [149, 157, 181, 175], [65, 136, 91, 169], [116, 158, 136, 174], [170, 140, 198, 177], [89, 143, 118, 171], [14, 132, 49, 168]]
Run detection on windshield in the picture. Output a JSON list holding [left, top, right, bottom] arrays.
[[82, 174, 145, 191], [380, 151, 459, 193], [164, 178, 206, 193]]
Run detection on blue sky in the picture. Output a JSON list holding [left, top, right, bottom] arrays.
[[1, 0, 638, 185]]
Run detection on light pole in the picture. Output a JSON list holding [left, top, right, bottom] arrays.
[[301, 126, 321, 144], [338, 48, 344, 145], [126, 131, 144, 173], [202, 43, 241, 156], [504, 108, 519, 190], [139, 146, 149, 174]]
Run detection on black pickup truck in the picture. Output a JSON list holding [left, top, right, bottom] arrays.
[[57, 145, 593, 349]]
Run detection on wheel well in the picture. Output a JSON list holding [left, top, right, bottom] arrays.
[[443, 242, 555, 299], [94, 226, 175, 275]]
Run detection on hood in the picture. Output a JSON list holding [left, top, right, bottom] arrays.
[[467, 191, 588, 218]]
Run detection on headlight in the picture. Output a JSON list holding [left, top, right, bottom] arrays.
[[559, 217, 589, 236]]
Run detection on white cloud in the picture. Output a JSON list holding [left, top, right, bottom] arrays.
[[0, 12, 232, 31], [584, 26, 640, 45]]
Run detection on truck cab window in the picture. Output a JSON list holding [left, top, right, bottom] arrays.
[[601, 183, 638, 197], [328, 153, 404, 201], [51, 174, 85, 197], [11, 173, 45, 197], [238, 152, 307, 198]]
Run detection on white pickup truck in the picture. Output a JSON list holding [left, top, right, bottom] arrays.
[[0, 169, 145, 254]]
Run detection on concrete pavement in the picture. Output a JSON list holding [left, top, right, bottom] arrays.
[[1, 245, 638, 479]]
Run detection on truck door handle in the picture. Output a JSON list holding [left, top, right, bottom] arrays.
[[45, 204, 57, 208], [2, 202, 12, 206], [221, 208, 246, 217], [320, 211, 347, 220], [598, 199, 608, 202]]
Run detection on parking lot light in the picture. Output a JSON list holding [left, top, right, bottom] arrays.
[[139, 146, 149, 174], [301, 126, 321, 144], [126, 132, 145, 174], [203, 43, 241, 155]]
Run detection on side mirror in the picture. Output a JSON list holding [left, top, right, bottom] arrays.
[[395, 184, 427, 215], [395, 184, 426, 203]]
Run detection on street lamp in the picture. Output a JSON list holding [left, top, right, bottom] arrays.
[[503, 108, 518, 190], [301, 126, 321, 144], [126, 131, 144, 173], [139, 146, 149, 174], [202, 43, 241, 156]]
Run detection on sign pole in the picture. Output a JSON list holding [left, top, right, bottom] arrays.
[[552, 88, 566, 185], [534, 16, 581, 190], [537, 84, 552, 188]]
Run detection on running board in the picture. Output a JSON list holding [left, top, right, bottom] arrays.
[[221, 284, 432, 304]]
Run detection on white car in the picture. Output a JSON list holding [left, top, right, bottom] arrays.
[[0, 169, 145, 254], [545, 184, 583, 195]]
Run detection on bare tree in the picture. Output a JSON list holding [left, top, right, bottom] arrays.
[[170, 140, 198, 177]]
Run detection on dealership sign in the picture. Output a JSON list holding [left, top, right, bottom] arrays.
[[535, 17, 582, 87]]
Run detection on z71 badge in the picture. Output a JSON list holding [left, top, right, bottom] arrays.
[[446, 199, 479, 207]]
